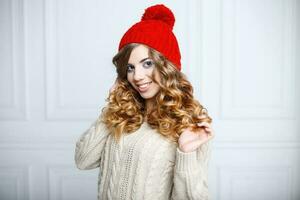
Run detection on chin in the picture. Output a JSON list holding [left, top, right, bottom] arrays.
[[140, 91, 159, 99], [141, 94, 155, 99]]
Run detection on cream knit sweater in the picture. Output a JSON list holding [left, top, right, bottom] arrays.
[[75, 119, 211, 200]]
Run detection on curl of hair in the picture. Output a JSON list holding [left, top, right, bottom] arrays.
[[100, 43, 212, 143]]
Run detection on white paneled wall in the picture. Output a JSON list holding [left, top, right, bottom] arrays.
[[0, 0, 27, 120], [0, 0, 299, 200]]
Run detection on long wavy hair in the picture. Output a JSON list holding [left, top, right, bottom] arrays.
[[100, 43, 212, 143]]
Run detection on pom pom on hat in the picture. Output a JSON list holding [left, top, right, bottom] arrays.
[[141, 4, 175, 30], [118, 4, 181, 70]]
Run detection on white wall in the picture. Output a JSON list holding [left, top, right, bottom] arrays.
[[0, 0, 299, 199]]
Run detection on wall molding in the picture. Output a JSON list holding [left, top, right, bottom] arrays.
[[219, 0, 297, 119], [0, 0, 28, 120]]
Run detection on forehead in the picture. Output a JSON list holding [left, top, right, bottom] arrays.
[[128, 45, 149, 64]]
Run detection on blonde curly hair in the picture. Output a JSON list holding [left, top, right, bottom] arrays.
[[100, 43, 212, 143]]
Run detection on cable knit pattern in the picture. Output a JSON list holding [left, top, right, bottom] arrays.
[[157, 143, 176, 199], [75, 120, 211, 200], [75, 120, 110, 170], [143, 139, 170, 199], [107, 140, 119, 199], [131, 127, 160, 200]]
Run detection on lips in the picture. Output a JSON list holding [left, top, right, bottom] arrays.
[[136, 81, 152, 92]]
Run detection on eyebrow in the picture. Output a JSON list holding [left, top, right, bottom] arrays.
[[139, 57, 150, 63], [128, 57, 150, 65]]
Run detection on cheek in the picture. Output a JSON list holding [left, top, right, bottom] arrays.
[[153, 71, 162, 85], [127, 73, 134, 86]]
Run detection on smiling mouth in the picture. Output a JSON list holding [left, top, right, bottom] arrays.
[[137, 81, 152, 92]]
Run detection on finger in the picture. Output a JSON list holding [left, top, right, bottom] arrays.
[[208, 133, 214, 140], [204, 127, 211, 133], [199, 132, 214, 141], [206, 128, 215, 137], [204, 126, 213, 132], [200, 129, 214, 139], [197, 122, 210, 128]]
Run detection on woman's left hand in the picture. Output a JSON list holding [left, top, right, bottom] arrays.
[[178, 122, 214, 153]]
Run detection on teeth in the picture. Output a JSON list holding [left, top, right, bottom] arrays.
[[138, 82, 151, 89]]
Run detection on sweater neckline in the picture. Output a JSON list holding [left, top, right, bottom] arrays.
[[123, 122, 150, 138]]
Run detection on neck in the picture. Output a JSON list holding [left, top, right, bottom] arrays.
[[145, 98, 155, 114]]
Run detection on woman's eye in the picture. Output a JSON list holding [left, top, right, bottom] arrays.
[[127, 64, 134, 72], [143, 60, 154, 68]]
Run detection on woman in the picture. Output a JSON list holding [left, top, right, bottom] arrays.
[[75, 4, 214, 200]]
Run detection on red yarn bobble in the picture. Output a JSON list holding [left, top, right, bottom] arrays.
[[141, 4, 175, 30]]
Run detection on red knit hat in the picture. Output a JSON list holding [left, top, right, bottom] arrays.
[[118, 4, 182, 71]]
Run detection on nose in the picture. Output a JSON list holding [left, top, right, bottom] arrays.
[[133, 67, 145, 81]]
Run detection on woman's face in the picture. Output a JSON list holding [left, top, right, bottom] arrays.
[[127, 45, 161, 101]]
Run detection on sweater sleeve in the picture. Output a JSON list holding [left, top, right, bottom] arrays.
[[171, 141, 211, 200], [74, 119, 110, 170]]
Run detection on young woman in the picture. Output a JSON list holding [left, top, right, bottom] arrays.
[[75, 4, 214, 200]]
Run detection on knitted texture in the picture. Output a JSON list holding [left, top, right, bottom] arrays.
[[75, 120, 211, 200], [118, 4, 182, 70]]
